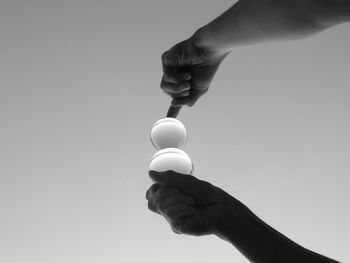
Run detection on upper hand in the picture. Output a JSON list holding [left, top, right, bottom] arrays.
[[146, 170, 235, 236], [161, 36, 228, 117]]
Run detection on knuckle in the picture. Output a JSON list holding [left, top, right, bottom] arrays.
[[178, 82, 189, 92], [162, 51, 175, 67], [163, 75, 173, 84], [161, 51, 168, 64], [171, 221, 182, 234], [148, 200, 155, 212], [179, 92, 189, 97], [171, 227, 181, 234], [187, 98, 196, 107], [169, 93, 181, 99], [162, 74, 169, 82], [160, 84, 168, 92], [148, 184, 161, 199], [162, 85, 173, 94], [160, 77, 165, 88], [145, 189, 150, 200], [156, 200, 166, 213]]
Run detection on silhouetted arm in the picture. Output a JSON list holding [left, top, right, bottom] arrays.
[[193, 0, 350, 53], [214, 197, 340, 263]]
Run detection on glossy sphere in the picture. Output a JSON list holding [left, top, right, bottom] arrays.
[[149, 148, 193, 175], [150, 118, 187, 150]]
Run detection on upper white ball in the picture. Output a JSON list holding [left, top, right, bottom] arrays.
[[150, 117, 187, 150]]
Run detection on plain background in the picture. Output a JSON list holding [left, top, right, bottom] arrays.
[[1, 0, 349, 262]]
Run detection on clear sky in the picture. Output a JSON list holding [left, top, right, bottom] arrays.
[[1, 0, 349, 262]]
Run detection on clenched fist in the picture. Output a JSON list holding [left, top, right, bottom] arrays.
[[161, 36, 228, 117]]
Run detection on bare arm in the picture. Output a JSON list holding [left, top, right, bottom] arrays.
[[214, 195, 340, 263], [193, 0, 350, 54]]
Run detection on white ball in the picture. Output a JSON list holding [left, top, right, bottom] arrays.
[[150, 117, 187, 150], [149, 148, 193, 175]]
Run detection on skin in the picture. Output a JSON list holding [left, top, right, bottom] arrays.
[[161, 0, 350, 117], [146, 171, 340, 262]]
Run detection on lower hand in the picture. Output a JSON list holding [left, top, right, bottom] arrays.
[[146, 170, 238, 236]]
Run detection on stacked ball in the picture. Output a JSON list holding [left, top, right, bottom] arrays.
[[149, 118, 193, 175]]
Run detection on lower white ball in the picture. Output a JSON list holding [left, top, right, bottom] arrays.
[[149, 148, 193, 175]]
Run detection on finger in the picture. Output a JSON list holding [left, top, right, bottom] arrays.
[[167, 105, 181, 118], [166, 88, 190, 98], [176, 90, 190, 97], [161, 50, 191, 72], [157, 193, 195, 213], [163, 203, 195, 220], [171, 90, 199, 107], [163, 72, 191, 84], [145, 183, 162, 200], [149, 170, 198, 190], [161, 79, 190, 94], [172, 88, 207, 107], [171, 96, 193, 107], [148, 199, 160, 214], [152, 186, 179, 203], [171, 227, 181, 234], [161, 50, 175, 68], [168, 91, 190, 100], [147, 186, 180, 213]]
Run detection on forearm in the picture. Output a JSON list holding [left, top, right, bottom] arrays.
[[214, 197, 339, 263], [192, 0, 350, 53]]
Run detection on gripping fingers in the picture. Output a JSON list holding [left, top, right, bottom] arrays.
[[162, 72, 191, 84], [163, 203, 195, 222], [146, 183, 161, 198], [146, 186, 180, 214], [157, 194, 195, 214], [171, 88, 204, 107], [171, 96, 193, 107], [169, 91, 190, 99], [161, 79, 191, 94]]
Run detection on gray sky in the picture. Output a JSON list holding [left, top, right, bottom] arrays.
[[1, 0, 349, 262]]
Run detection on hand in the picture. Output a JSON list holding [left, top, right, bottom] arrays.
[[146, 170, 236, 236], [161, 35, 228, 117]]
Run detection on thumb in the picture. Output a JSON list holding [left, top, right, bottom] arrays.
[[149, 170, 198, 190]]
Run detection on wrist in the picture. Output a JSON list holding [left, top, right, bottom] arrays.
[[212, 192, 249, 241], [212, 195, 318, 262], [191, 27, 232, 58]]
